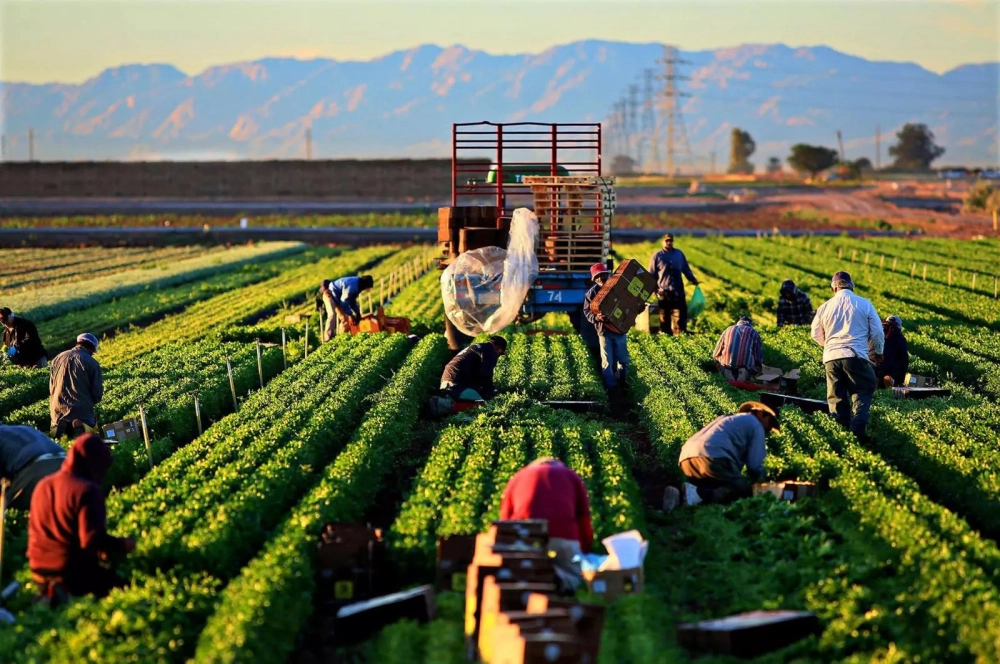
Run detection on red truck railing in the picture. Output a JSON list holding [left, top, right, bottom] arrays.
[[451, 122, 603, 212]]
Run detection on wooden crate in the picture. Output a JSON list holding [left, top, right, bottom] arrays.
[[524, 176, 614, 272]]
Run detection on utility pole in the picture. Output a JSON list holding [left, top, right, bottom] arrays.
[[656, 45, 690, 179], [28, 128, 34, 162], [305, 127, 312, 160], [836, 130, 845, 162], [875, 124, 881, 171], [627, 84, 640, 170], [642, 68, 659, 174], [710, 151, 716, 175]]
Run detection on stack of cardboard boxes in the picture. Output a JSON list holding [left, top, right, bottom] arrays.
[[438, 206, 507, 266], [590, 259, 657, 335]]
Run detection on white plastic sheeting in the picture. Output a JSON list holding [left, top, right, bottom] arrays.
[[441, 208, 540, 337]]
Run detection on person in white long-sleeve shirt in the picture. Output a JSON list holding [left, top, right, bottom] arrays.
[[811, 271, 885, 438]]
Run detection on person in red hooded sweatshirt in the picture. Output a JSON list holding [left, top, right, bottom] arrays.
[[499, 457, 593, 591], [27, 433, 135, 606]]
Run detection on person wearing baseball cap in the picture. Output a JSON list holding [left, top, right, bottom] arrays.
[[810, 270, 884, 439], [670, 401, 780, 507], [49, 332, 104, 439], [648, 233, 699, 335], [583, 262, 629, 400], [776, 279, 814, 327]]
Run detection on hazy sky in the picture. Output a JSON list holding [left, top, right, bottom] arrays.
[[1, 0, 997, 84]]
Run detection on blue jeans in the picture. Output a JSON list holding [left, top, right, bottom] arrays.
[[598, 332, 629, 388]]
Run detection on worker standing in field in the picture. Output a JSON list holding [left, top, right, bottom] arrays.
[[671, 401, 780, 507], [873, 315, 909, 388], [320, 275, 375, 342], [713, 316, 763, 382], [49, 333, 104, 439], [499, 457, 593, 592], [28, 433, 136, 607], [0, 424, 66, 510], [1, 307, 49, 368], [439, 335, 507, 402], [811, 271, 884, 438], [776, 280, 814, 327], [584, 263, 629, 397], [648, 234, 699, 335]]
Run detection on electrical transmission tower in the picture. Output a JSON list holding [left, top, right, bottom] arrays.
[[627, 84, 640, 168], [655, 45, 691, 177], [642, 68, 659, 174]]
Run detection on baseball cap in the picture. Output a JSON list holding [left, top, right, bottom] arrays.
[[831, 271, 854, 290], [590, 263, 611, 280], [77, 333, 99, 351], [662, 233, 674, 241]]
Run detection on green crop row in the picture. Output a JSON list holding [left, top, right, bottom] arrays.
[[493, 332, 606, 404]]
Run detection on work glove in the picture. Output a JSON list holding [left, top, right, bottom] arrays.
[[6, 346, 15, 358]]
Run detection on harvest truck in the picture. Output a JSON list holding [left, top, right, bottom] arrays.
[[438, 121, 614, 349]]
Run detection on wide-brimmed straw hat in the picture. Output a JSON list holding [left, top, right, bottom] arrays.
[[738, 401, 781, 430]]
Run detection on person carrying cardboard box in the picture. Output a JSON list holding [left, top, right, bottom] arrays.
[[49, 333, 103, 439], [648, 234, 699, 335], [712, 316, 763, 382], [776, 280, 814, 327], [671, 402, 780, 507], [810, 271, 884, 439], [873, 315, 909, 388], [318, 275, 374, 342], [583, 264, 629, 396]]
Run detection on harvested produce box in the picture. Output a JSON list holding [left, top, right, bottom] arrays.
[[315, 523, 386, 605], [590, 259, 656, 334], [904, 373, 935, 387], [102, 418, 141, 443], [437, 206, 502, 260], [892, 386, 952, 400], [752, 481, 819, 502], [437, 534, 477, 591], [754, 365, 801, 393], [477, 578, 558, 661], [676, 610, 821, 658], [492, 633, 588, 664]]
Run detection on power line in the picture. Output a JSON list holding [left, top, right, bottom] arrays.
[[684, 93, 996, 119], [656, 44, 691, 178], [642, 68, 659, 173], [680, 61, 999, 87]]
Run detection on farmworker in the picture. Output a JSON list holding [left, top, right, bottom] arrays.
[[49, 333, 104, 439], [648, 234, 699, 335], [1, 307, 48, 368], [810, 271, 884, 438], [499, 457, 593, 592], [28, 433, 135, 607], [319, 275, 375, 342], [0, 424, 66, 510], [673, 401, 780, 507], [583, 263, 629, 395], [873, 315, 909, 388], [776, 280, 814, 327], [713, 316, 763, 382], [439, 335, 507, 402]]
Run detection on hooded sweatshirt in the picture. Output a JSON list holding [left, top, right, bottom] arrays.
[[499, 460, 594, 551], [28, 434, 128, 590]]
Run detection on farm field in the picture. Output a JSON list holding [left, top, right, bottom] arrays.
[[1, 234, 1000, 662]]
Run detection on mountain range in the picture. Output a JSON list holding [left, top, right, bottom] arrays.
[[1, 41, 997, 167]]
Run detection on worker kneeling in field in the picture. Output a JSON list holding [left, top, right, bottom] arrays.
[[811, 271, 884, 439], [1, 307, 49, 368], [28, 434, 136, 607], [583, 263, 629, 395], [319, 275, 375, 342], [0, 424, 66, 510], [675, 402, 780, 506], [776, 280, 814, 327], [49, 333, 103, 439], [500, 458, 593, 593], [439, 335, 507, 402], [873, 315, 909, 388], [713, 315, 763, 382]]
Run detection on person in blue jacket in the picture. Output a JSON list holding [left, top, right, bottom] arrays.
[[583, 263, 629, 397], [320, 275, 375, 341], [648, 234, 699, 335]]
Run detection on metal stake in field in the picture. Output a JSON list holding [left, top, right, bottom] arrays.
[[880, 255, 885, 269], [192, 391, 203, 436], [865, 252, 870, 265], [256, 340, 265, 388], [911, 262, 916, 279], [226, 356, 239, 410], [138, 404, 154, 470], [972, 273, 977, 291], [892, 256, 898, 271], [851, 249, 857, 263], [281, 328, 287, 369], [923, 265, 927, 281], [379, 278, 385, 308], [948, 267, 953, 286]]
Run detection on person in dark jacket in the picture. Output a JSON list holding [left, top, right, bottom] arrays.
[[1, 307, 48, 368], [49, 333, 104, 439], [28, 433, 135, 605], [776, 280, 814, 327], [874, 315, 909, 388], [648, 234, 699, 335], [439, 336, 507, 401], [0, 424, 66, 510], [583, 263, 630, 395], [321, 275, 375, 342]]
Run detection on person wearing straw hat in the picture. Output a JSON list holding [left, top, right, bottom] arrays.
[[811, 271, 884, 438], [649, 233, 699, 335], [49, 333, 104, 439], [583, 263, 630, 398], [672, 401, 781, 507]]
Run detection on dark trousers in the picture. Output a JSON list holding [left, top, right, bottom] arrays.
[[9, 457, 65, 511], [33, 565, 126, 607], [657, 295, 688, 335], [825, 357, 876, 436], [680, 457, 752, 504]]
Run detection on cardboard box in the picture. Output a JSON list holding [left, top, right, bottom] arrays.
[[492, 633, 587, 664], [333, 585, 435, 647], [525, 593, 606, 655], [102, 418, 141, 443], [437, 534, 477, 592], [892, 386, 952, 400], [752, 481, 819, 502], [459, 227, 506, 254], [315, 523, 385, 607], [754, 365, 801, 393], [590, 259, 657, 335], [676, 610, 821, 658], [582, 567, 643, 600], [904, 373, 936, 387], [478, 579, 559, 661]]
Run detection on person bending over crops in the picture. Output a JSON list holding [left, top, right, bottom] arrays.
[[810, 271, 884, 439], [672, 401, 780, 507], [0, 424, 66, 510], [776, 280, 814, 327], [500, 458, 593, 593], [873, 315, 909, 388], [28, 433, 136, 607], [583, 263, 629, 397], [713, 315, 763, 382], [319, 275, 375, 342], [648, 234, 699, 335], [49, 333, 103, 439], [1, 307, 49, 368], [439, 335, 507, 402]]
